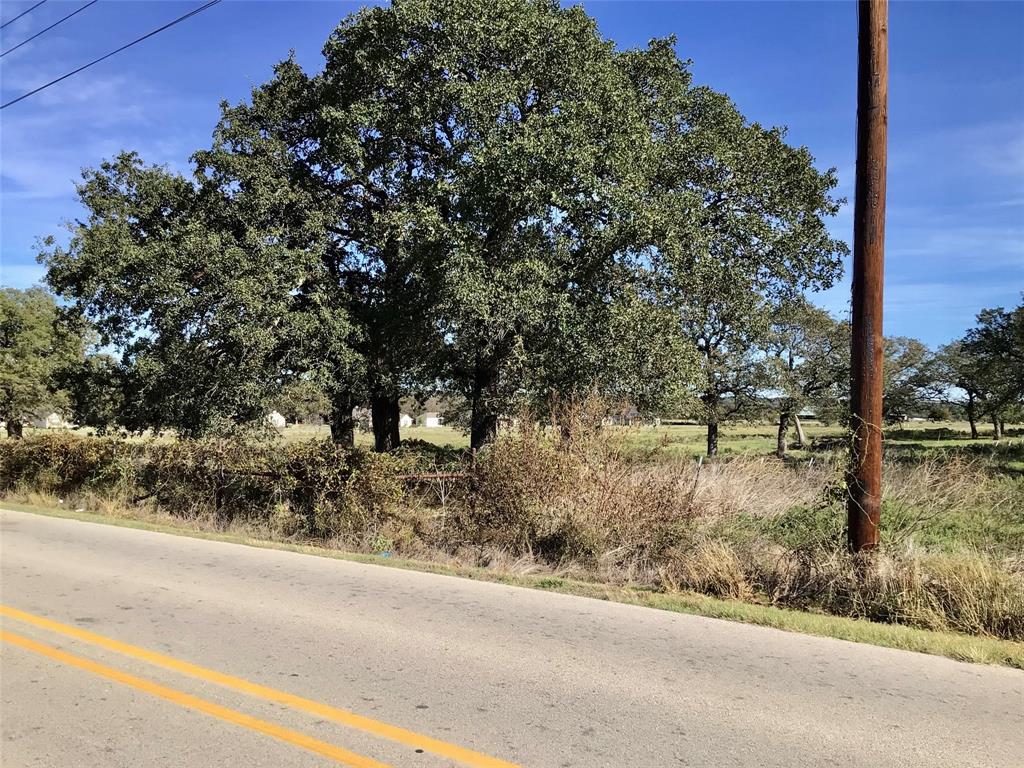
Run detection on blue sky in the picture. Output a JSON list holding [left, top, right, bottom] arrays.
[[1, 0, 1021, 347]]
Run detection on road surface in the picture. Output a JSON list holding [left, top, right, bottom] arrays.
[[1, 508, 1021, 767]]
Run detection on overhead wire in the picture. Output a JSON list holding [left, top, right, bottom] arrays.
[[1, 1, 98, 59], [0, 0, 47, 31], [1, 0, 223, 110]]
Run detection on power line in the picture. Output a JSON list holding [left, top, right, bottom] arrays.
[[1, 0, 98, 59], [1, 0, 222, 110], [0, 0, 47, 30]]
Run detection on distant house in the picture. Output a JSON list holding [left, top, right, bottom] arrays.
[[416, 412, 444, 428], [32, 413, 70, 430], [603, 406, 642, 427], [399, 413, 413, 428], [266, 411, 287, 429]]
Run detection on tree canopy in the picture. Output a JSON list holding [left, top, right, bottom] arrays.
[[0, 287, 85, 437], [38, 0, 850, 452], [957, 299, 1024, 438]]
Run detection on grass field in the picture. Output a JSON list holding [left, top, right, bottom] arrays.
[[15, 419, 1023, 475], [267, 419, 1020, 465]]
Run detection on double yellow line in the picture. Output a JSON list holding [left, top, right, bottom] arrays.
[[0, 605, 521, 768]]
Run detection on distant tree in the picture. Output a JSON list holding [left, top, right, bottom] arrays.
[[926, 404, 952, 422], [767, 301, 849, 457], [934, 341, 988, 439], [0, 287, 84, 438], [882, 337, 939, 426], [271, 379, 330, 425], [630, 41, 848, 456], [962, 300, 1024, 439], [681, 279, 773, 457]]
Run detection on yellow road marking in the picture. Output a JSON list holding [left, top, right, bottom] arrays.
[[0, 630, 391, 768], [0, 605, 521, 768]]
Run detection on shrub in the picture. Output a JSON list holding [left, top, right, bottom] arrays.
[[0, 432, 134, 496], [139, 438, 281, 522]]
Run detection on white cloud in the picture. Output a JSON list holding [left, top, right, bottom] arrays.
[[1, 67, 197, 200], [886, 224, 1024, 270], [890, 119, 1024, 182]]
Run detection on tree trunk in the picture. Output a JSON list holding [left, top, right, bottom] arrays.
[[470, 361, 499, 452], [793, 414, 808, 448], [329, 392, 355, 448], [706, 416, 719, 458], [992, 414, 1002, 441], [967, 392, 978, 439], [371, 394, 401, 452], [5, 420, 24, 439], [776, 410, 790, 458]]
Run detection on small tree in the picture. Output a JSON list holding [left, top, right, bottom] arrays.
[[0, 287, 84, 438], [962, 300, 1024, 439], [935, 341, 986, 438], [681, 280, 772, 457], [767, 301, 849, 457], [882, 337, 939, 426]]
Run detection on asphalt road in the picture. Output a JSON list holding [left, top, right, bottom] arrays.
[[1, 508, 1021, 768]]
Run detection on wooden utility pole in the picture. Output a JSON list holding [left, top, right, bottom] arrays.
[[847, 0, 888, 552]]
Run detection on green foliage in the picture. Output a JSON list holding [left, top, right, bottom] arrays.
[[626, 42, 848, 449], [0, 432, 428, 540], [39, 0, 856, 452], [883, 336, 940, 425], [271, 379, 330, 425], [0, 432, 133, 495], [57, 353, 128, 434], [767, 300, 849, 420], [0, 287, 85, 436], [962, 300, 1024, 424], [41, 151, 350, 438]]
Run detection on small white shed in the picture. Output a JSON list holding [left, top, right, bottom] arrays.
[[399, 413, 413, 428], [266, 411, 287, 429], [32, 413, 68, 429], [416, 412, 444, 428]]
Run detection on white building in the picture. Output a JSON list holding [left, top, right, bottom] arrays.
[[399, 413, 413, 428], [416, 412, 444, 428], [266, 411, 287, 429], [31, 413, 69, 430]]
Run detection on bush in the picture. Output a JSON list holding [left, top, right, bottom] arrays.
[[0, 434, 427, 542], [0, 432, 134, 496]]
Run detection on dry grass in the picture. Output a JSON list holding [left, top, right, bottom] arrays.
[[3, 416, 1022, 642]]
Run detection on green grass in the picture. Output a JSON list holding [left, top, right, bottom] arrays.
[[14, 419, 1018, 460], [3, 499, 1022, 670]]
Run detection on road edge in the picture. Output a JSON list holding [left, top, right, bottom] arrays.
[[3, 500, 1022, 670]]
